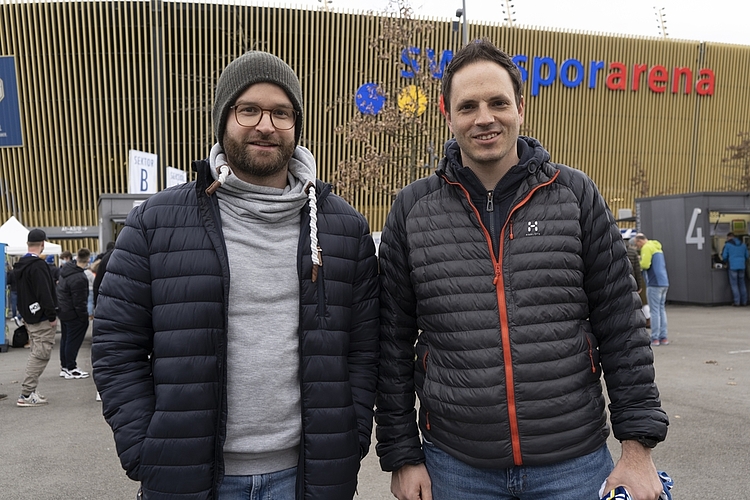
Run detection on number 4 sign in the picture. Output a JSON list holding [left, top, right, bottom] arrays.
[[685, 207, 704, 250]]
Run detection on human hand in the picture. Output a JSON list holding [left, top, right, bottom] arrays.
[[603, 440, 662, 500], [391, 463, 432, 500]]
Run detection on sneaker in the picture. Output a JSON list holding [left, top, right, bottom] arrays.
[[59, 368, 69, 378], [651, 339, 660, 346], [660, 339, 670, 345], [13, 316, 23, 327], [63, 368, 90, 379], [96, 392, 101, 402], [17, 392, 48, 407]]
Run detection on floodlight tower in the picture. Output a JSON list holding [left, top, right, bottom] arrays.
[[502, 0, 516, 27], [653, 6, 668, 38], [455, 0, 468, 47]]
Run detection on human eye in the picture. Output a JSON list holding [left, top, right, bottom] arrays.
[[238, 105, 260, 116], [272, 108, 294, 119], [458, 102, 476, 112]]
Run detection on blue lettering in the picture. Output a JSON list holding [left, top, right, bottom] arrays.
[[589, 60, 605, 89], [401, 47, 420, 78], [140, 168, 149, 191], [512, 55, 528, 82], [427, 49, 453, 78], [560, 59, 584, 88], [531, 56, 556, 97]]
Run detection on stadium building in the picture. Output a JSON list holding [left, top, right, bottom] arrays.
[[1, 0, 749, 252]]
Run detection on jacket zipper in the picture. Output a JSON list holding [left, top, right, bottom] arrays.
[[443, 171, 559, 466]]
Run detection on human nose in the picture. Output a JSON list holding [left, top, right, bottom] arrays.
[[255, 109, 276, 132], [474, 103, 495, 125]]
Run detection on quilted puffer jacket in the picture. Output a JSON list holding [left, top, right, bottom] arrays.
[[92, 159, 379, 500], [376, 137, 668, 472]]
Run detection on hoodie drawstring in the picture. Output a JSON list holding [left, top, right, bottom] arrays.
[[205, 164, 230, 196], [307, 183, 323, 282]]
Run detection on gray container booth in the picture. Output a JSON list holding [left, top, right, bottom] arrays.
[[636, 192, 750, 305]]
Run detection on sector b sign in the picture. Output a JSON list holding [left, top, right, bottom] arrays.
[[129, 149, 158, 194]]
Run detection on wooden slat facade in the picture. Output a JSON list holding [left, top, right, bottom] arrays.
[[1, 0, 749, 253]]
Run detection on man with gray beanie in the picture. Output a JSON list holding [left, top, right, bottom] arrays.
[[92, 52, 380, 500]]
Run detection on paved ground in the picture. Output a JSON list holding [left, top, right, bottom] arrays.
[[0, 304, 748, 499]]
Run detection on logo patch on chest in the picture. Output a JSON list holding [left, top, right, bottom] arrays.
[[526, 220, 541, 236]]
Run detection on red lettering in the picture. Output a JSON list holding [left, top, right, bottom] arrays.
[[696, 69, 715, 96], [606, 62, 627, 91], [631, 64, 648, 91], [672, 67, 692, 94], [648, 65, 668, 93]]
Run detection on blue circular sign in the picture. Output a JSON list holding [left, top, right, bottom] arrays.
[[355, 82, 386, 115]]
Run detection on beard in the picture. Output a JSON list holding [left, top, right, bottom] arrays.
[[223, 132, 296, 181]]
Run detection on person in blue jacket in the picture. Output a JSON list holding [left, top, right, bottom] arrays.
[[92, 52, 379, 500], [721, 232, 749, 306]]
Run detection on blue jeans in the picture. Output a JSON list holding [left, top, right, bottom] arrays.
[[218, 467, 296, 500], [646, 286, 668, 341], [727, 269, 748, 305], [423, 439, 613, 500]]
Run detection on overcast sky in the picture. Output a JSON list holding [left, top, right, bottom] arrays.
[[280, 0, 750, 46]]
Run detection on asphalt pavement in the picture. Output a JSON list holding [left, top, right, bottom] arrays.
[[0, 304, 748, 499]]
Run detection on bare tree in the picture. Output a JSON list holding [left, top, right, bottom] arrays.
[[334, 0, 448, 203], [722, 131, 750, 191], [630, 155, 649, 197]]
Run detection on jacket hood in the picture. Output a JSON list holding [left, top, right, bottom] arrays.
[[60, 261, 84, 279], [14, 255, 44, 278], [437, 136, 551, 181]]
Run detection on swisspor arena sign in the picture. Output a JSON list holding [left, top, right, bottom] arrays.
[[355, 48, 715, 115]]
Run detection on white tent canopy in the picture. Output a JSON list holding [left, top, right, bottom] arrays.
[[0, 216, 63, 255]]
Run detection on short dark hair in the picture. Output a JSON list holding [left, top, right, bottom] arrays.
[[60, 250, 73, 260], [105, 241, 116, 252], [77, 248, 91, 263], [727, 232, 735, 238], [441, 39, 524, 112]]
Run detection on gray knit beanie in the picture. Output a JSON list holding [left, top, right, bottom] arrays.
[[213, 51, 304, 145]]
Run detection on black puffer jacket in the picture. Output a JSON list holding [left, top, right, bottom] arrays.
[[92, 159, 379, 500], [376, 137, 668, 472], [57, 262, 89, 321]]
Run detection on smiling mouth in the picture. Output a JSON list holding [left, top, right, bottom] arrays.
[[475, 132, 499, 140]]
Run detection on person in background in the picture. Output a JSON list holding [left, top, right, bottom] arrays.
[[56, 248, 91, 379], [721, 232, 749, 306], [92, 241, 115, 310], [84, 262, 95, 318], [14, 229, 58, 407], [92, 51, 379, 500], [627, 237, 650, 328], [377, 40, 667, 500], [6, 262, 21, 325], [45, 255, 60, 283], [634, 233, 670, 346], [59, 250, 73, 267]]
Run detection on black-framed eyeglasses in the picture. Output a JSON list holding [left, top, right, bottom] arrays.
[[230, 104, 297, 130]]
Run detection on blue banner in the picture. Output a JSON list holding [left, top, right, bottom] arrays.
[[0, 56, 24, 148]]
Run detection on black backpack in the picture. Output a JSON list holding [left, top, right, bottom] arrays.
[[11, 325, 28, 348]]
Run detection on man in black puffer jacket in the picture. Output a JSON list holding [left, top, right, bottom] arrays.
[[376, 40, 668, 500], [92, 52, 379, 500], [57, 247, 91, 379]]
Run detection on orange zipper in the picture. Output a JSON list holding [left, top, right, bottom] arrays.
[[443, 170, 559, 465]]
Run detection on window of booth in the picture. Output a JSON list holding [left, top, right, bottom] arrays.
[[709, 211, 750, 269]]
